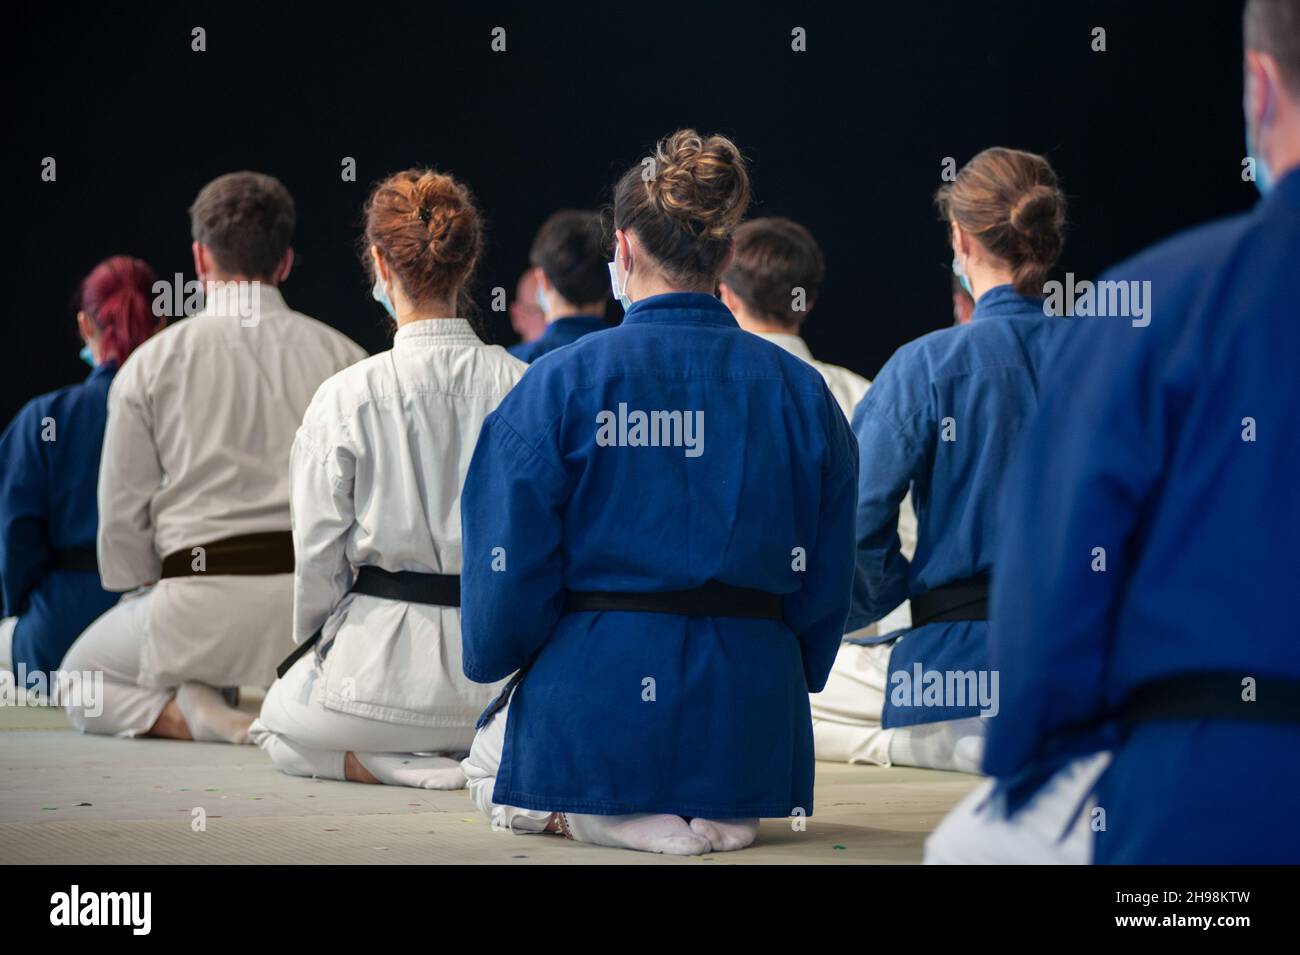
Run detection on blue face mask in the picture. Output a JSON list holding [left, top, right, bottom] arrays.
[[951, 255, 974, 297], [79, 345, 97, 368], [607, 249, 633, 311], [372, 277, 397, 320]]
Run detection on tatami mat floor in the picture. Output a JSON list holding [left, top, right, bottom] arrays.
[[0, 695, 978, 864]]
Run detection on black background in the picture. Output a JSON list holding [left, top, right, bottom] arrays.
[[1, 0, 1252, 427], [14, 864, 1282, 932]]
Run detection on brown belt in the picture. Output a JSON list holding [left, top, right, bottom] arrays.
[[160, 531, 295, 578]]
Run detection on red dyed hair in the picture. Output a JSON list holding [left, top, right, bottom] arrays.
[[77, 256, 160, 365]]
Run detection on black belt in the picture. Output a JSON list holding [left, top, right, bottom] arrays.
[[910, 574, 989, 627], [564, 580, 783, 620], [275, 566, 460, 679], [1121, 672, 1300, 726], [52, 547, 98, 573], [476, 580, 784, 730], [160, 531, 295, 578]]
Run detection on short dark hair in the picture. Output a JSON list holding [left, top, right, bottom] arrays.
[[721, 217, 825, 329], [529, 210, 609, 306], [189, 171, 296, 280], [1245, 0, 1300, 96]]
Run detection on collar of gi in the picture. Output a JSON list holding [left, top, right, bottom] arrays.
[[971, 283, 1042, 321], [757, 331, 815, 362], [1264, 165, 1300, 211], [545, 314, 609, 334], [198, 282, 286, 319], [393, 317, 482, 344], [620, 291, 738, 328], [87, 358, 118, 381]]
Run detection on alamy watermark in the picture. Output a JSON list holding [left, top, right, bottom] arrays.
[[152, 276, 263, 327], [595, 403, 704, 458], [49, 885, 151, 935], [1, 666, 103, 717], [1043, 273, 1151, 327], [889, 663, 999, 717]]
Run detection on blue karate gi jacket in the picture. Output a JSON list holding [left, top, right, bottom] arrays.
[[462, 292, 857, 818], [508, 314, 609, 363], [0, 361, 121, 685], [986, 169, 1300, 863], [848, 285, 1062, 727]]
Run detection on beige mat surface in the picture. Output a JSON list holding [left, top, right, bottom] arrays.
[[0, 700, 978, 864]]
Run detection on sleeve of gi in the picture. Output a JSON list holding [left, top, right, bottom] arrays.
[[288, 413, 357, 646], [984, 303, 1169, 777], [784, 387, 860, 692], [846, 356, 928, 631], [459, 411, 569, 684], [96, 372, 164, 590], [0, 401, 50, 615]]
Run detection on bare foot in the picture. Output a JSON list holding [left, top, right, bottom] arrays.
[[343, 751, 382, 784], [146, 698, 194, 740]]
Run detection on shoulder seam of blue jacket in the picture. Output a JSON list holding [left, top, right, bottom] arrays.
[[486, 411, 568, 483]]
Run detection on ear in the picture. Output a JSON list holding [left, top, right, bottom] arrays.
[[1248, 50, 1286, 126], [277, 248, 294, 284], [192, 241, 207, 280], [951, 221, 970, 258], [369, 244, 388, 284], [718, 282, 737, 311], [614, 228, 631, 269], [76, 310, 95, 342], [533, 265, 551, 293]]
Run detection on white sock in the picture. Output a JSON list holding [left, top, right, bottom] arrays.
[[562, 813, 710, 855], [689, 817, 759, 852], [356, 753, 467, 790], [175, 683, 255, 744]]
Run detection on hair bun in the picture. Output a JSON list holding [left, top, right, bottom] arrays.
[[363, 167, 484, 310], [412, 172, 478, 267], [1010, 185, 1059, 233], [1009, 183, 1064, 260], [647, 130, 750, 240]]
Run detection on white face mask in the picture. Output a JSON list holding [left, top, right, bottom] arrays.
[[607, 242, 633, 311]]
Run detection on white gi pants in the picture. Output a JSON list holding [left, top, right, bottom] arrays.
[[250, 652, 476, 781], [925, 751, 1112, 864], [0, 616, 15, 672], [61, 571, 296, 736], [809, 641, 988, 773], [461, 698, 553, 833], [61, 590, 175, 736]]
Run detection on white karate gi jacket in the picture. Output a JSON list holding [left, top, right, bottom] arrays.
[[289, 318, 525, 727], [756, 331, 915, 635], [97, 285, 366, 687]]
